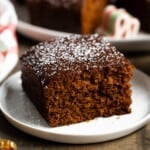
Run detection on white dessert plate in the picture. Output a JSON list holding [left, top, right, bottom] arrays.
[[12, 1, 150, 51], [0, 69, 150, 144], [0, 53, 18, 83]]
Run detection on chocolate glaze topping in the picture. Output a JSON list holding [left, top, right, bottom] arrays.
[[36, 0, 82, 9], [20, 34, 129, 86]]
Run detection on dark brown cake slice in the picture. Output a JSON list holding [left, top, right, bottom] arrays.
[[26, 0, 82, 33], [26, 0, 107, 34], [20, 34, 134, 127]]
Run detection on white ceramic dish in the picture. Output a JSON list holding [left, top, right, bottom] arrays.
[[0, 53, 18, 83], [12, 1, 150, 51], [0, 69, 150, 144]]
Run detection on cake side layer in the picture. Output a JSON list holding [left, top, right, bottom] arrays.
[[21, 64, 133, 127]]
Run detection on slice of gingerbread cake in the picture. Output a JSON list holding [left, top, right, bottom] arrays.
[[20, 34, 134, 127]]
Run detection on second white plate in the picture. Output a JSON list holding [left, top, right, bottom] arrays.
[[0, 69, 150, 144], [12, 0, 150, 51]]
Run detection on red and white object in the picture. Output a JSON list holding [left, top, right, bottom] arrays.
[[0, 0, 18, 82], [100, 5, 140, 39]]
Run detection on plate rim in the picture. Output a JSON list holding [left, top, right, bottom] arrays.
[[17, 20, 150, 43], [17, 20, 150, 51], [0, 70, 150, 143]]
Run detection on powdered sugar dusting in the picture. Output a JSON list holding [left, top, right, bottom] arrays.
[[21, 34, 127, 85]]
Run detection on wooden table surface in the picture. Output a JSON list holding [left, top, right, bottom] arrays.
[[0, 34, 150, 150]]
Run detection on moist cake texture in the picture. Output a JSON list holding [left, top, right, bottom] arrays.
[[20, 34, 134, 127]]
